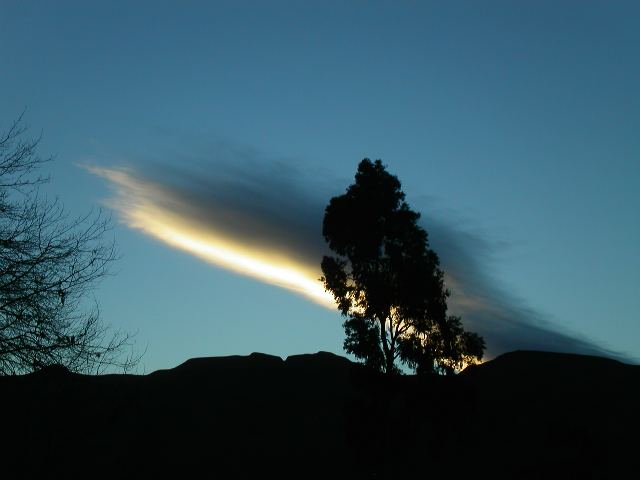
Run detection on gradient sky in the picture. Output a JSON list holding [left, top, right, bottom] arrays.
[[1, 1, 638, 372]]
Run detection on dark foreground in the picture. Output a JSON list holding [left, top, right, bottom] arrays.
[[1, 350, 638, 479]]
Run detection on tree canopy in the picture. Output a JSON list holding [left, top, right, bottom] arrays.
[[321, 159, 484, 375]]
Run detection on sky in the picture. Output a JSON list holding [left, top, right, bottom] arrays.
[[1, 1, 638, 372]]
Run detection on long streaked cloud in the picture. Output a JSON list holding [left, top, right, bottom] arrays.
[[86, 164, 334, 307], [86, 155, 630, 362]]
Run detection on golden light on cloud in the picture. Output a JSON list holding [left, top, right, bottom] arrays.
[[87, 166, 336, 309], [85, 166, 618, 363]]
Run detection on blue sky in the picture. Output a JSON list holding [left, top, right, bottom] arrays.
[[1, 1, 638, 371]]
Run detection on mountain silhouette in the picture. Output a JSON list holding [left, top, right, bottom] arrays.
[[1, 350, 637, 479]]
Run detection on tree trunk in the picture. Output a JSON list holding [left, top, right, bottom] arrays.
[[385, 353, 395, 375], [379, 317, 393, 375]]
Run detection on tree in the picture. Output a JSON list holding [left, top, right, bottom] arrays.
[[0, 115, 138, 374], [321, 158, 484, 375]]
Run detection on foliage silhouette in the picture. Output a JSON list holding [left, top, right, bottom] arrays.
[[0, 114, 139, 374], [321, 158, 484, 374]]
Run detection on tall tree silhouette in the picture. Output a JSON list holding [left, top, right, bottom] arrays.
[[321, 159, 484, 374]]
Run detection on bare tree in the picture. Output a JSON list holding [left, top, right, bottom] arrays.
[[0, 114, 139, 374]]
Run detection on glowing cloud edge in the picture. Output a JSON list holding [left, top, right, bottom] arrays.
[[86, 165, 336, 309]]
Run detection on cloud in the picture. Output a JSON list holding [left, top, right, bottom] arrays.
[[86, 163, 334, 307], [86, 153, 629, 362], [422, 216, 624, 360]]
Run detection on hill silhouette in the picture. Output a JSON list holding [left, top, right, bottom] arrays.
[[1, 351, 638, 479]]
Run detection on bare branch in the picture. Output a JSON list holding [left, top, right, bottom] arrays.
[[0, 116, 139, 375]]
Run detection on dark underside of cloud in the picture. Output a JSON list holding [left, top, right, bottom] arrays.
[[100, 151, 630, 363]]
